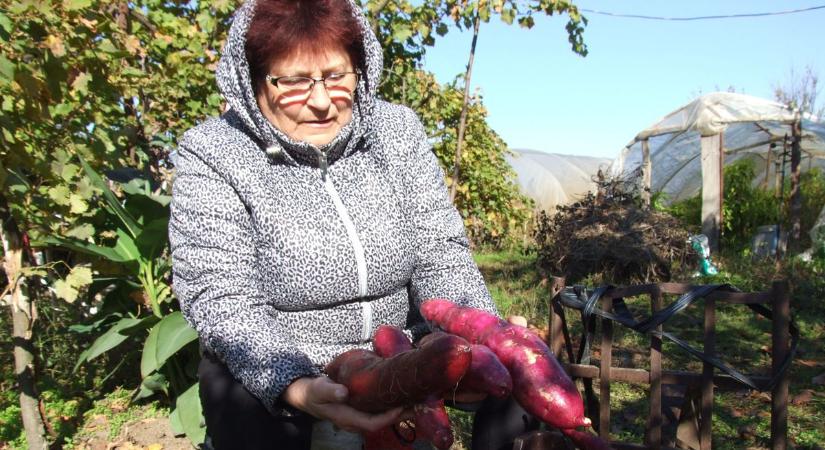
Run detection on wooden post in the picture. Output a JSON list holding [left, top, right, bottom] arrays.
[[641, 139, 652, 208], [771, 281, 790, 450], [700, 296, 716, 450], [549, 277, 566, 358], [789, 119, 802, 243], [599, 294, 613, 439], [647, 290, 663, 449], [700, 133, 723, 252]]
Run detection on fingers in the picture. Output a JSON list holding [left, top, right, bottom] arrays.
[[310, 377, 348, 404], [507, 315, 528, 327], [328, 404, 404, 433]]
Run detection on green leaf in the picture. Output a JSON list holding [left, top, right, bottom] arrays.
[[392, 23, 413, 42], [169, 407, 184, 437], [65, 223, 95, 240], [0, 54, 14, 83], [135, 218, 169, 260], [175, 382, 205, 445], [65, 0, 92, 10], [74, 316, 157, 371], [48, 185, 72, 206], [78, 155, 141, 237], [0, 12, 11, 35], [140, 312, 198, 377], [114, 227, 141, 261], [36, 235, 134, 262], [135, 372, 168, 400]]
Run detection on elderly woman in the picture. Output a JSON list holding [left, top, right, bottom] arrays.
[[170, 0, 535, 449]]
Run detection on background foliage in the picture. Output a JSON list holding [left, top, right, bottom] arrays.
[[0, 0, 589, 446]]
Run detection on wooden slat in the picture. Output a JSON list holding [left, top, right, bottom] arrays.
[[562, 364, 770, 391], [603, 283, 770, 304], [771, 280, 790, 450], [600, 294, 613, 439], [700, 297, 715, 450], [647, 291, 663, 449]]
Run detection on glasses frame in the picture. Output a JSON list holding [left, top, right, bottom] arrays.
[[265, 70, 361, 93]]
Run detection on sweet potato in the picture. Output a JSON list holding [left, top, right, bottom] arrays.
[[458, 344, 513, 398], [372, 325, 454, 450], [326, 331, 471, 413], [420, 299, 591, 430]]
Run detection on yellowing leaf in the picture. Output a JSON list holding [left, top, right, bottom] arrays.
[[65, 223, 95, 240], [71, 72, 91, 94], [54, 279, 79, 303], [69, 194, 88, 214], [124, 35, 141, 55], [46, 35, 66, 57], [67, 266, 93, 288]]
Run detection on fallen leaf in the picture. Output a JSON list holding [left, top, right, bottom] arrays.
[[791, 389, 814, 405], [796, 359, 820, 368]]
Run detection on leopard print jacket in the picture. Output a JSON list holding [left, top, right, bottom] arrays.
[[169, 0, 497, 414]]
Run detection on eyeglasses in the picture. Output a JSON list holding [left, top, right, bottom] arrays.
[[265, 71, 360, 95]]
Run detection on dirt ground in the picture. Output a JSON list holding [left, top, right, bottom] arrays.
[[71, 415, 192, 450]]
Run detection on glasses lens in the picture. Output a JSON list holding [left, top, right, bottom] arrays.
[[276, 77, 313, 91], [325, 72, 356, 88]]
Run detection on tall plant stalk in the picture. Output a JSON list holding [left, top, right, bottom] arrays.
[[449, 6, 481, 203]]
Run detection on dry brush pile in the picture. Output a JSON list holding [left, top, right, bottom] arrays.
[[534, 174, 693, 285]]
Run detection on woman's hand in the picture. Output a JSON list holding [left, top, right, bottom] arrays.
[[282, 376, 405, 433], [507, 315, 528, 327]]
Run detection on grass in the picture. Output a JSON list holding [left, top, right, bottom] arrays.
[[470, 247, 825, 450]]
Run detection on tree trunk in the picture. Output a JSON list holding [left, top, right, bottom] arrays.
[[1, 196, 48, 450], [449, 7, 481, 203]]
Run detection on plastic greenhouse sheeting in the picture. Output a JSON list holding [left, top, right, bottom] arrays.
[[611, 92, 825, 203], [506, 149, 611, 212]]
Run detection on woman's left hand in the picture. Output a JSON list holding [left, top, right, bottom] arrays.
[[507, 315, 528, 327]]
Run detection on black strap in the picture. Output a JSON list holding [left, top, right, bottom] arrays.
[[558, 284, 798, 391]]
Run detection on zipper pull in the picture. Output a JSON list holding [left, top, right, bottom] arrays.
[[318, 152, 328, 181]]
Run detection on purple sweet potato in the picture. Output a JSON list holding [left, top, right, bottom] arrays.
[[326, 332, 471, 413], [457, 344, 513, 398], [420, 299, 591, 430], [372, 325, 454, 450]]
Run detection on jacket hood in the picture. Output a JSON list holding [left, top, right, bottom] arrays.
[[216, 0, 384, 166]]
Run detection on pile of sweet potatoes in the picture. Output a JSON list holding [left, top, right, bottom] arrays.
[[325, 299, 611, 450]]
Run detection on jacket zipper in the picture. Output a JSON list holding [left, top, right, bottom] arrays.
[[320, 164, 371, 340]]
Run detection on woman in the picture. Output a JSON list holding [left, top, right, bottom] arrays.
[[169, 0, 534, 448]]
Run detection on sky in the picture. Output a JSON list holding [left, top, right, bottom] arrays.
[[420, 1, 825, 159]]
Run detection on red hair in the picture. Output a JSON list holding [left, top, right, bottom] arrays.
[[246, 0, 365, 91]]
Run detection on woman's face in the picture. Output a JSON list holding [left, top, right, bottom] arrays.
[[256, 46, 356, 147]]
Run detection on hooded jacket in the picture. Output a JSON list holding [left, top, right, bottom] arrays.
[[169, 0, 496, 413]]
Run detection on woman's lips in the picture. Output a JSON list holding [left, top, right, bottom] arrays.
[[303, 118, 335, 128]]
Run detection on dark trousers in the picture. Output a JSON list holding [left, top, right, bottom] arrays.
[[198, 355, 539, 450]]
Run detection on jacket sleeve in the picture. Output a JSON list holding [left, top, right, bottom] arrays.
[[400, 109, 498, 316], [169, 135, 320, 413]]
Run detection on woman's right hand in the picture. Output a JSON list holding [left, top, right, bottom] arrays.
[[282, 376, 405, 433]]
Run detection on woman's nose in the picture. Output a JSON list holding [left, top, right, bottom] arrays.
[[306, 81, 332, 110]]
